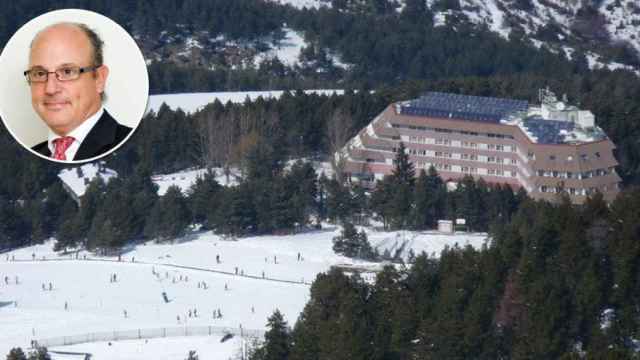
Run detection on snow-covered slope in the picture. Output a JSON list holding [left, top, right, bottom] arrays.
[[425, 0, 640, 72], [0, 228, 487, 358], [57, 163, 117, 198]]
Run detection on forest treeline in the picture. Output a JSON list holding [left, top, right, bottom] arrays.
[[1, 1, 638, 184], [0, 75, 638, 248], [249, 186, 640, 359]]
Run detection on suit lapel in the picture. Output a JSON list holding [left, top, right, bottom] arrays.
[[74, 110, 119, 161]]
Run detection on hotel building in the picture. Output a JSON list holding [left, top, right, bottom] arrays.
[[340, 89, 620, 204]]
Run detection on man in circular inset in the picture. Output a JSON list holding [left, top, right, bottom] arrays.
[[25, 22, 131, 161]]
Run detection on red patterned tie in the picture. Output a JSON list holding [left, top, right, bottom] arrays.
[[53, 136, 75, 160]]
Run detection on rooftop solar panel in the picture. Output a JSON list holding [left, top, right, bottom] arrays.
[[399, 92, 529, 123], [522, 116, 576, 144]]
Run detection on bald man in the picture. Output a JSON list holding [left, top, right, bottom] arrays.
[[25, 22, 131, 161]]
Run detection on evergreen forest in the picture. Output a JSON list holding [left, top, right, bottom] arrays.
[[1, 0, 640, 357]]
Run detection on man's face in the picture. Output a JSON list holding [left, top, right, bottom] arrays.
[[28, 24, 108, 136]]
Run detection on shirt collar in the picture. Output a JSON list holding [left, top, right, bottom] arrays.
[[47, 106, 104, 154]]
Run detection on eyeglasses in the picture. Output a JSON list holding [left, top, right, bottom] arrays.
[[23, 65, 100, 83]]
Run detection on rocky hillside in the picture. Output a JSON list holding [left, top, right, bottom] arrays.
[[426, 0, 640, 71]]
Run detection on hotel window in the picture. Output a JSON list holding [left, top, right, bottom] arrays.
[[566, 172, 573, 179], [435, 138, 444, 145], [488, 144, 496, 150], [509, 145, 516, 152], [487, 156, 496, 163], [462, 141, 470, 148], [510, 159, 517, 165], [470, 154, 478, 161], [435, 151, 443, 157], [444, 152, 452, 158], [461, 153, 469, 160], [470, 142, 477, 148], [496, 157, 504, 164], [569, 188, 576, 195], [552, 171, 558, 178], [537, 170, 544, 176], [462, 166, 469, 173], [444, 139, 451, 146], [541, 185, 548, 193], [488, 169, 496, 175], [496, 145, 504, 151], [496, 169, 504, 176]]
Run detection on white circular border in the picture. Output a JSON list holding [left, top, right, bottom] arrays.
[[0, 8, 149, 164]]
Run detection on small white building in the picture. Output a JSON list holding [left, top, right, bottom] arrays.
[[438, 220, 453, 234]]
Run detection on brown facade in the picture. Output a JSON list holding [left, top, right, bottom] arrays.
[[342, 103, 621, 204]]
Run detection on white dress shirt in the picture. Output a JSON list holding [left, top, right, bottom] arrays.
[[47, 107, 104, 161]]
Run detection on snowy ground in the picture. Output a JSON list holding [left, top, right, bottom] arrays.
[[152, 167, 242, 196], [0, 228, 487, 358], [58, 162, 335, 199], [48, 336, 241, 360], [265, 0, 329, 9], [254, 28, 306, 68], [147, 89, 344, 115]]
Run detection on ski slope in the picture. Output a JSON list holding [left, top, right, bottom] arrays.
[[0, 228, 487, 359]]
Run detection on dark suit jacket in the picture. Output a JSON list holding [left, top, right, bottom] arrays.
[[31, 110, 132, 161]]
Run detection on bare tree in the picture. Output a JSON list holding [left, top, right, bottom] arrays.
[[196, 104, 235, 181], [327, 107, 353, 183]]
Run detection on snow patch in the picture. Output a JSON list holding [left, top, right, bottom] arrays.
[[58, 163, 117, 198], [147, 89, 344, 114], [254, 28, 307, 67], [152, 168, 241, 196], [265, 0, 330, 9]]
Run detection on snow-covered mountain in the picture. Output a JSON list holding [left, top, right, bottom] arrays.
[[146, 0, 639, 76], [427, 0, 640, 71]]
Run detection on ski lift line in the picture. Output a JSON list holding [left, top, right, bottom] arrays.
[[8, 256, 312, 286]]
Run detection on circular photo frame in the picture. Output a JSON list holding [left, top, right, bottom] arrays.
[[0, 9, 149, 163]]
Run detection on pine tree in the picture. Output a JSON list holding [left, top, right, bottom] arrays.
[[188, 171, 222, 227], [391, 142, 415, 187], [370, 177, 395, 229], [55, 214, 83, 252], [158, 185, 191, 239], [6, 347, 27, 360], [264, 310, 291, 360], [27, 347, 50, 360], [333, 223, 377, 260]]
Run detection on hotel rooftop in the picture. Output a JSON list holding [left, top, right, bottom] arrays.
[[341, 89, 620, 204]]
